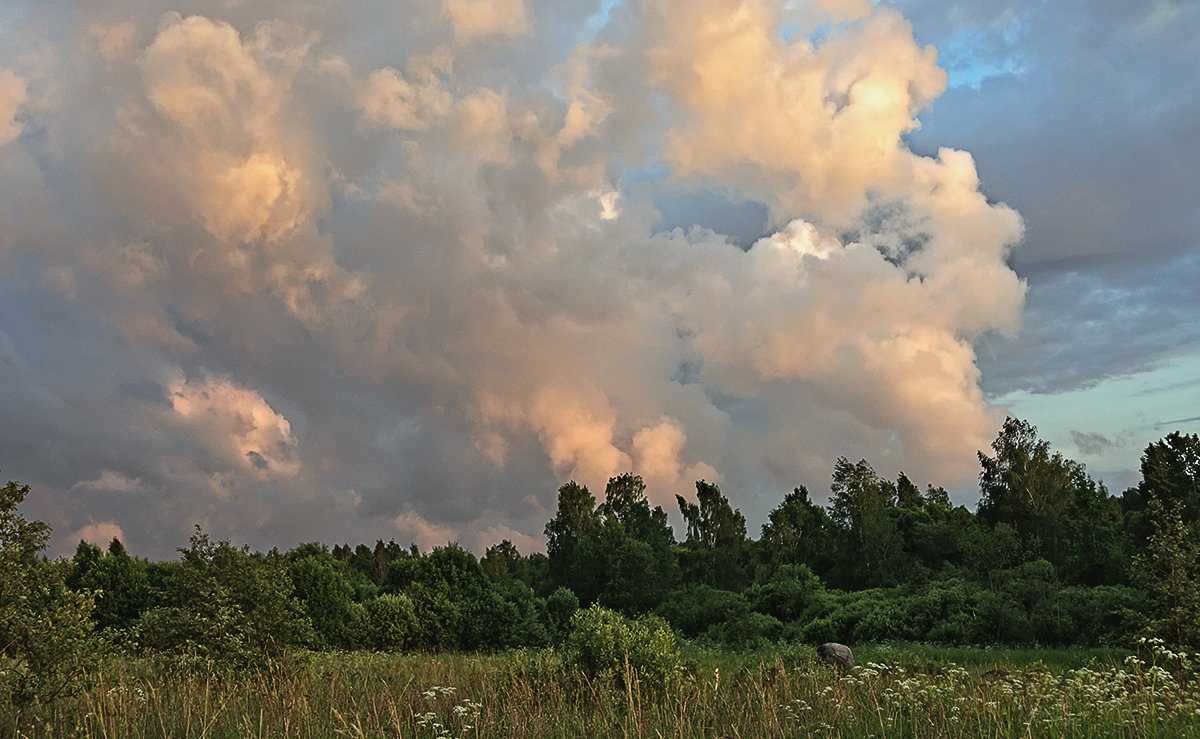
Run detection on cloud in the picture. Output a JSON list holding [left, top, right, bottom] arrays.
[[392, 510, 458, 552], [72, 471, 145, 494], [167, 373, 301, 480], [1070, 431, 1115, 457], [70, 521, 126, 548], [444, 0, 531, 42], [0, 69, 25, 145], [0, 0, 1036, 558]]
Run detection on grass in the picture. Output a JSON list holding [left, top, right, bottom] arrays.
[[9, 640, 1200, 738]]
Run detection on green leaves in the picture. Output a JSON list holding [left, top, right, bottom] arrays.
[[134, 526, 313, 671], [0, 473, 101, 723], [564, 604, 681, 690]]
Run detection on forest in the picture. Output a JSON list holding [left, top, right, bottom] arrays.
[[4, 418, 1200, 736]]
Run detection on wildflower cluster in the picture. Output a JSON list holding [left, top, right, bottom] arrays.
[[415, 684, 483, 738], [781, 641, 1200, 736]]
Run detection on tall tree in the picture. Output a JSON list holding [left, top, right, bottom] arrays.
[[135, 527, 313, 667], [676, 480, 749, 590], [602, 473, 672, 547], [827, 458, 912, 588], [977, 417, 1079, 565], [1138, 431, 1200, 526], [1128, 498, 1200, 647], [828, 457, 895, 534], [759, 486, 834, 578], [596, 474, 677, 611], [481, 539, 526, 582], [544, 481, 599, 594], [68, 537, 151, 631]]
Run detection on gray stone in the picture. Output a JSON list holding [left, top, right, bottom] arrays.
[[817, 642, 853, 668]]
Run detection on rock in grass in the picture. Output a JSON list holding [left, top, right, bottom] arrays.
[[817, 642, 853, 668]]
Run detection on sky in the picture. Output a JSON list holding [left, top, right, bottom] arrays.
[[0, 0, 1196, 559]]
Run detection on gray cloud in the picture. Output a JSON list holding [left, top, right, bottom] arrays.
[[1070, 431, 1116, 457], [893, 0, 1200, 401]]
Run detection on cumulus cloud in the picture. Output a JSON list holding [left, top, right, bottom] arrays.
[[0, 0, 1031, 557], [167, 373, 301, 480]]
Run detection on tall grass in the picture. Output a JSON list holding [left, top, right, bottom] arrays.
[[10, 640, 1200, 738]]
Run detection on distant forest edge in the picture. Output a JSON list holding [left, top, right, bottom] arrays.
[[3, 418, 1200, 704]]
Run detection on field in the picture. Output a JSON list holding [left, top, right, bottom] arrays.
[[12, 640, 1200, 738]]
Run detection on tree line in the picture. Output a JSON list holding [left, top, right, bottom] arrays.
[[3, 419, 1200, 711]]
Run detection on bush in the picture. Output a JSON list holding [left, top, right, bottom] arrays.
[[712, 609, 783, 649], [655, 585, 741, 638], [545, 586, 580, 641], [1, 476, 101, 724], [365, 593, 419, 651], [565, 604, 681, 689]]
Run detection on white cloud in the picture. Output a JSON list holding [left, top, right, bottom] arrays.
[[167, 373, 301, 480]]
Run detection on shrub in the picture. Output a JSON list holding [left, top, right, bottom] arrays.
[[1, 476, 101, 724], [565, 604, 681, 689], [655, 584, 741, 638], [713, 609, 784, 649], [545, 586, 580, 641], [365, 593, 419, 651]]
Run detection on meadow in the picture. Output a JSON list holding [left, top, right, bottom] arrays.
[[14, 639, 1200, 738]]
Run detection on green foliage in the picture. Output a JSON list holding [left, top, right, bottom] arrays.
[[564, 604, 681, 690], [1128, 498, 1200, 647], [745, 563, 823, 622], [13, 417, 1200, 676], [759, 486, 835, 579], [0, 475, 101, 723], [67, 538, 152, 632], [287, 548, 358, 648], [546, 475, 676, 613], [364, 592, 419, 651], [134, 527, 312, 670], [385, 543, 521, 651], [480, 539, 525, 582], [495, 579, 552, 648], [544, 481, 599, 597], [976, 416, 1111, 575], [655, 585, 742, 639], [710, 607, 783, 649], [676, 480, 749, 591], [1139, 431, 1200, 526], [544, 586, 579, 641]]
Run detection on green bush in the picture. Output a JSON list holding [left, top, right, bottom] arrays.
[[545, 586, 580, 640], [655, 584, 741, 638], [365, 592, 419, 651], [565, 604, 681, 689], [712, 609, 783, 649], [1, 476, 101, 724]]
